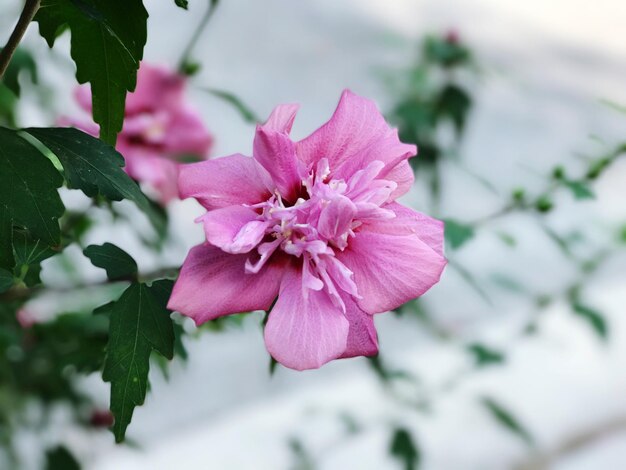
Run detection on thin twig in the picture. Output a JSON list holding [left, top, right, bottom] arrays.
[[177, 0, 219, 72], [0, 0, 41, 79]]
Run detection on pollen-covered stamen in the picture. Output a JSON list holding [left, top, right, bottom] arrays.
[[244, 158, 397, 307]]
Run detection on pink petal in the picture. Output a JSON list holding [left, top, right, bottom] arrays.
[[200, 205, 267, 254], [178, 154, 272, 210], [264, 266, 349, 370], [125, 63, 185, 114], [340, 294, 379, 359], [264, 103, 299, 133], [337, 216, 447, 314], [296, 90, 416, 197], [317, 195, 357, 242], [367, 202, 445, 257], [163, 106, 214, 159], [253, 126, 303, 201], [168, 243, 285, 325], [121, 148, 180, 204]]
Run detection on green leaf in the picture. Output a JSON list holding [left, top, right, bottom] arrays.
[[25, 127, 165, 232], [0, 267, 14, 293], [204, 88, 261, 124], [467, 343, 505, 367], [0, 128, 65, 269], [572, 302, 608, 340], [35, 0, 148, 144], [174, 0, 189, 8], [443, 219, 474, 250], [481, 397, 533, 446], [436, 84, 472, 134], [389, 427, 420, 470], [1, 47, 38, 97], [0, 204, 14, 270], [100, 280, 175, 442], [45, 445, 80, 470], [84, 243, 138, 281], [564, 180, 595, 200]]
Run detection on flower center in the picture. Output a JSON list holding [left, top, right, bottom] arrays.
[[244, 159, 397, 311]]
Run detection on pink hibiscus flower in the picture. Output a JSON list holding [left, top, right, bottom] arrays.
[[63, 63, 213, 203], [169, 90, 447, 370]]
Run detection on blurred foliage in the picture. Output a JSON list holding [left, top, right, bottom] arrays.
[[389, 427, 420, 470]]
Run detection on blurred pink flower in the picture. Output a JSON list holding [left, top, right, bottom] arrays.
[[63, 63, 213, 203], [169, 90, 447, 370], [16, 308, 36, 328]]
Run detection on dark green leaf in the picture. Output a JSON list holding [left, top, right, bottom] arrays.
[[443, 219, 474, 249], [467, 343, 504, 367], [572, 302, 608, 340], [35, 0, 148, 144], [481, 397, 533, 446], [45, 445, 80, 470], [0, 128, 65, 269], [84, 243, 137, 281], [100, 280, 175, 442], [174, 0, 189, 8], [564, 180, 595, 200], [25, 128, 165, 232], [0, 204, 14, 270], [389, 427, 420, 470], [204, 88, 261, 124], [0, 267, 14, 293]]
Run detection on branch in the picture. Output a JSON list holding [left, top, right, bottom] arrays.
[[0, 0, 41, 79]]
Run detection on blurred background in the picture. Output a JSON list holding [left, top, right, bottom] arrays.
[[2, 0, 626, 469]]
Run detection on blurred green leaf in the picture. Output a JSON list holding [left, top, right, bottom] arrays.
[[0, 47, 38, 97], [572, 302, 608, 340], [35, 0, 148, 144], [467, 343, 505, 367], [174, 0, 189, 9], [496, 231, 516, 247], [389, 427, 420, 470], [0, 268, 13, 293], [423, 35, 470, 67], [564, 180, 594, 200], [481, 397, 533, 446], [443, 219, 474, 250], [0, 128, 65, 270], [99, 280, 175, 442], [25, 127, 165, 233], [204, 88, 261, 124], [84, 243, 137, 281], [45, 445, 80, 470], [436, 84, 471, 134]]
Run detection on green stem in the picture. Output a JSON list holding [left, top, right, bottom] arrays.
[[177, 0, 219, 73]]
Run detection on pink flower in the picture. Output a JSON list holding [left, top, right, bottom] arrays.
[[63, 63, 213, 203], [169, 90, 447, 370]]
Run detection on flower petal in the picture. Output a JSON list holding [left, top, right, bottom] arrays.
[[178, 154, 272, 210], [264, 266, 349, 370], [125, 63, 185, 114], [340, 294, 379, 359], [122, 149, 180, 204], [163, 105, 213, 159], [296, 90, 416, 197], [337, 217, 447, 314], [200, 205, 267, 254], [168, 243, 285, 324], [264, 103, 299, 133], [253, 126, 303, 201]]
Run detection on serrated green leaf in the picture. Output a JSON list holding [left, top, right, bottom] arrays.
[[0, 128, 65, 269], [572, 302, 608, 340], [101, 280, 174, 442], [35, 0, 148, 144], [0, 267, 13, 293], [25, 127, 165, 232], [564, 180, 595, 200], [389, 427, 420, 470], [45, 445, 80, 470], [481, 397, 533, 446], [443, 219, 474, 249], [84, 243, 137, 281]]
